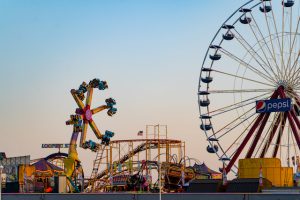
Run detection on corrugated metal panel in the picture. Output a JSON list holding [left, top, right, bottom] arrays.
[[238, 158, 293, 187], [280, 167, 293, 187]]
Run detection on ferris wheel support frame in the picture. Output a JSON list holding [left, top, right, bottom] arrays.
[[271, 113, 287, 158], [259, 113, 282, 158], [225, 86, 300, 173]]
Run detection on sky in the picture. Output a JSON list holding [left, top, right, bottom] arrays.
[[0, 0, 242, 174]]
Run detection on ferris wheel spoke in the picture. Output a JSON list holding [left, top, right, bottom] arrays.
[[261, 1, 282, 79], [212, 69, 273, 87], [221, 114, 259, 161], [291, 34, 300, 83], [286, 91, 299, 103], [270, 1, 284, 75], [288, 51, 300, 85], [246, 12, 282, 80], [205, 92, 271, 117], [219, 48, 277, 83], [220, 47, 277, 83], [209, 102, 253, 117], [216, 112, 256, 140], [209, 89, 273, 94], [285, 9, 299, 80], [225, 113, 265, 173], [281, 3, 294, 80], [213, 106, 254, 136], [280, 3, 286, 79], [233, 29, 280, 81]]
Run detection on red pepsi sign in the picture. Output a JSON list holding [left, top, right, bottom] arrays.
[[256, 98, 291, 113]]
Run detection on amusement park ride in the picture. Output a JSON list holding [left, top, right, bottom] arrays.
[[18, 0, 300, 193], [15, 0, 300, 194], [86, 125, 192, 192], [198, 0, 300, 180], [62, 79, 196, 193], [64, 78, 117, 192]]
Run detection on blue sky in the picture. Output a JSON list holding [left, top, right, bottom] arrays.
[[0, 0, 240, 173]]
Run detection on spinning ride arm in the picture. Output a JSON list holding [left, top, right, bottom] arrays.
[[70, 79, 117, 149], [64, 78, 117, 192]]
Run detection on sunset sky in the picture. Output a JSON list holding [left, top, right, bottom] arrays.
[[0, 0, 240, 174]]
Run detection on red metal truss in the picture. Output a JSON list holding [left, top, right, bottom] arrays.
[[291, 93, 300, 131], [272, 113, 287, 158], [225, 89, 279, 173], [287, 113, 300, 148], [278, 87, 300, 150], [291, 91, 300, 106], [259, 113, 281, 158], [291, 108, 300, 130], [246, 113, 271, 158]]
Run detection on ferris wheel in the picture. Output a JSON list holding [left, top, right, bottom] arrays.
[[198, 0, 300, 175]]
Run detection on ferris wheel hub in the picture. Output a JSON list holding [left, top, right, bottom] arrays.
[[276, 80, 289, 90]]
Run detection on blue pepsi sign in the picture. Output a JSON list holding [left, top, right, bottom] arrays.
[[256, 98, 291, 113]]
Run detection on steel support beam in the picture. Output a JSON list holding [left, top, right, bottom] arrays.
[[272, 113, 287, 158], [246, 113, 270, 158], [225, 90, 279, 173], [259, 114, 281, 158], [278, 87, 300, 152]]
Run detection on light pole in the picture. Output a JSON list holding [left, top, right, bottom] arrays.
[[158, 162, 161, 200], [0, 165, 4, 200]]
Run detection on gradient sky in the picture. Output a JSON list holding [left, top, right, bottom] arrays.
[[0, 0, 241, 174]]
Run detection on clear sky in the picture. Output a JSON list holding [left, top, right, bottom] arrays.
[[0, 0, 240, 174]]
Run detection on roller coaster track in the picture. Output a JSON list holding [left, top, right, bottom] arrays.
[[94, 139, 181, 180], [96, 142, 158, 179]]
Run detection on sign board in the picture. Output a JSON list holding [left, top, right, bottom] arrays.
[[256, 98, 291, 113], [0, 155, 30, 182], [41, 144, 73, 148]]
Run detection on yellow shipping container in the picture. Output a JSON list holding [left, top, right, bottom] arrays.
[[281, 167, 293, 186], [238, 158, 293, 187]]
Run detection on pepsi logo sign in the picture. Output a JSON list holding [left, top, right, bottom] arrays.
[[256, 101, 266, 112], [256, 98, 291, 113]]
